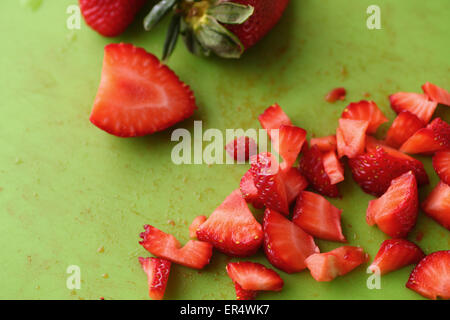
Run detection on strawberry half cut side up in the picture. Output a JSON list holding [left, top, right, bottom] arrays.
[[389, 92, 438, 124], [433, 150, 450, 185], [368, 239, 425, 275], [325, 87, 346, 103], [422, 82, 450, 106], [385, 111, 425, 149], [272, 125, 307, 171], [310, 135, 337, 152], [281, 167, 309, 204], [421, 181, 450, 230], [258, 103, 293, 140], [406, 250, 450, 300], [341, 100, 388, 134], [322, 150, 345, 185], [196, 189, 263, 257], [139, 225, 213, 269], [336, 119, 369, 158], [138, 257, 171, 300], [226, 261, 284, 291], [263, 208, 319, 273], [400, 118, 450, 155], [90, 43, 197, 137]]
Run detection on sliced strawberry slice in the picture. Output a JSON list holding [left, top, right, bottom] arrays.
[[368, 239, 424, 275], [389, 92, 438, 124], [341, 100, 388, 134], [138, 257, 171, 300], [366, 171, 418, 238], [226, 261, 284, 291], [325, 87, 346, 103], [139, 225, 213, 269], [90, 43, 197, 137], [322, 150, 345, 185], [385, 111, 425, 149], [310, 135, 337, 152], [281, 167, 309, 204], [189, 216, 207, 239], [433, 150, 450, 185], [258, 104, 292, 139], [400, 118, 450, 154], [336, 119, 369, 158], [196, 189, 263, 257], [263, 208, 319, 273], [239, 170, 265, 209], [225, 136, 257, 162], [421, 181, 450, 230], [299, 145, 340, 198], [293, 191, 346, 242], [272, 125, 307, 170], [406, 250, 450, 300], [234, 282, 257, 300], [305, 246, 368, 282], [422, 82, 450, 106]]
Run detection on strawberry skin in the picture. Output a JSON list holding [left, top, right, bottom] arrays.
[[325, 87, 346, 103], [433, 151, 450, 185], [258, 103, 292, 139], [406, 250, 450, 300], [239, 170, 265, 209], [341, 100, 388, 134], [421, 181, 450, 230], [389, 92, 438, 124], [138, 257, 171, 300], [336, 119, 369, 158], [273, 125, 307, 170], [385, 111, 425, 149], [322, 150, 345, 185], [422, 82, 450, 106], [226, 261, 284, 291], [189, 216, 207, 239], [293, 191, 346, 242], [139, 225, 213, 269], [366, 171, 418, 238], [225, 136, 257, 162], [196, 189, 263, 257], [281, 167, 309, 204], [263, 208, 319, 273], [90, 43, 196, 137], [310, 135, 337, 152], [400, 118, 450, 154], [368, 239, 425, 275]]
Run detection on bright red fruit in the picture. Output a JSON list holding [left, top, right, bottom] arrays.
[[272, 125, 307, 170], [234, 282, 257, 300], [90, 43, 197, 137], [433, 151, 450, 185], [138, 257, 171, 300], [239, 170, 264, 209], [421, 181, 450, 230], [305, 246, 368, 282], [366, 171, 418, 238], [325, 87, 346, 103], [139, 225, 213, 269], [422, 82, 450, 106], [406, 250, 450, 300], [226, 261, 284, 291], [322, 150, 345, 185], [368, 239, 425, 275], [389, 92, 438, 124], [258, 104, 292, 139], [263, 209, 319, 273], [196, 189, 263, 256], [310, 135, 337, 152], [281, 167, 309, 204], [189, 216, 207, 239], [293, 191, 346, 242], [225, 136, 257, 162], [385, 111, 425, 149], [400, 118, 450, 154], [341, 100, 388, 134], [79, 0, 145, 37], [336, 119, 369, 158]]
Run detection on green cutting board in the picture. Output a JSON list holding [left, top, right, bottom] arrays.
[[0, 0, 449, 300]]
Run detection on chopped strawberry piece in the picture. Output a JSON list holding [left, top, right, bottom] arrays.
[[369, 239, 424, 275], [421, 181, 450, 230], [281, 167, 309, 204], [263, 209, 319, 273], [389, 92, 438, 124], [189, 216, 207, 239], [138, 257, 171, 300], [305, 246, 368, 282], [422, 82, 450, 106], [433, 151, 450, 185], [293, 191, 346, 242], [239, 170, 264, 209], [385, 111, 425, 149], [341, 100, 388, 134], [226, 261, 284, 291], [272, 125, 307, 170], [310, 135, 337, 152], [299, 145, 340, 198], [196, 189, 263, 256], [139, 225, 213, 269], [322, 150, 345, 185], [258, 104, 292, 139], [90, 44, 197, 137], [336, 119, 369, 158], [225, 136, 257, 162], [234, 282, 257, 300], [400, 118, 450, 154], [250, 153, 289, 214], [366, 172, 418, 238], [406, 250, 450, 300], [325, 87, 346, 103]]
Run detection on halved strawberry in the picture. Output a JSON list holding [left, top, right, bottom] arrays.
[[281, 167, 309, 204], [368, 239, 425, 275], [234, 282, 257, 300], [400, 118, 450, 154], [272, 125, 307, 170], [433, 151, 450, 185], [421, 181, 450, 230], [385, 111, 425, 149], [138, 257, 171, 300], [322, 150, 345, 185], [90, 43, 197, 137], [263, 208, 319, 273], [305, 246, 368, 282], [299, 145, 340, 198], [406, 250, 450, 300], [310, 135, 337, 152], [325, 87, 346, 103], [226, 261, 284, 291], [250, 153, 289, 214], [336, 119, 369, 158], [225, 136, 257, 162], [389, 92, 438, 124], [239, 170, 264, 209], [341, 100, 388, 134], [196, 189, 263, 256], [366, 171, 418, 238], [139, 225, 213, 269], [189, 216, 207, 239], [258, 104, 292, 139], [293, 191, 346, 242], [422, 82, 450, 106]]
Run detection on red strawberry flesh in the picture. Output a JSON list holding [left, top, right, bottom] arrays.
[[138, 257, 171, 300]]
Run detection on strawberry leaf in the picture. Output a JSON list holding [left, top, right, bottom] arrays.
[[144, 0, 178, 31], [162, 14, 181, 62], [208, 2, 254, 24]]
